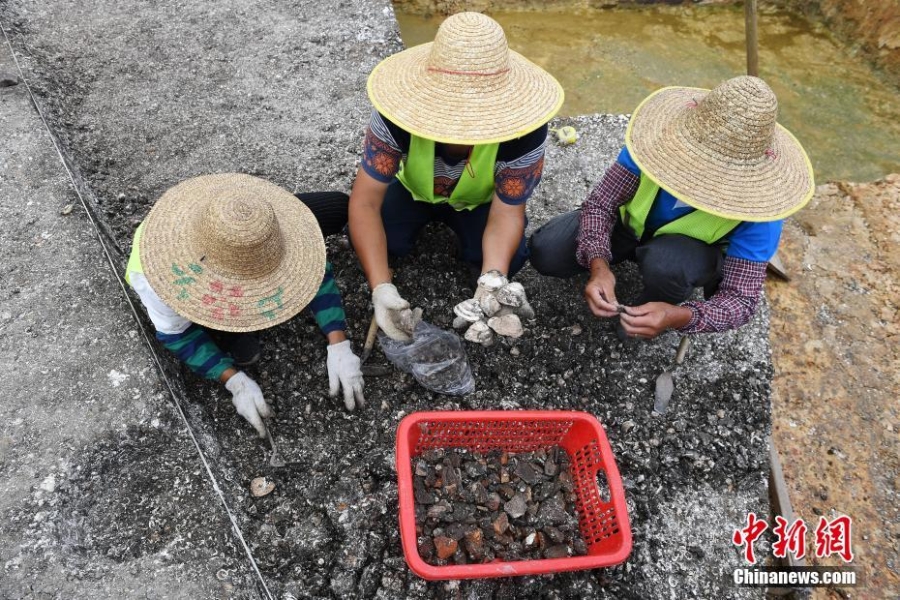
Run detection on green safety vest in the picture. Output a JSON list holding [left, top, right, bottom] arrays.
[[620, 174, 741, 243], [396, 135, 499, 211], [124, 221, 146, 286]]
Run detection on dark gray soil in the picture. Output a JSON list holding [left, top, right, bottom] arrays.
[[1, 0, 769, 598]]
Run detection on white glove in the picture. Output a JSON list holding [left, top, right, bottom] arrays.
[[453, 270, 535, 345], [225, 371, 271, 438], [372, 282, 422, 342], [326, 340, 365, 411]]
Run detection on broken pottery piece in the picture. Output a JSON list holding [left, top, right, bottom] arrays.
[[250, 477, 275, 497], [464, 320, 495, 346], [399, 307, 423, 335], [476, 270, 506, 293], [433, 536, 458, 560], [452, 315, 470, 330], [496, 282, 525, 307], [479, 293, 502, 317], [487, 314, 524, 338], [454, 299, 483, 323]]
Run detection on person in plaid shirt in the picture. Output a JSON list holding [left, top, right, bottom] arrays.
[[529, 76, 815, 339]]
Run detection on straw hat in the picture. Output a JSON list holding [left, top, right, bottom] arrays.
[[140, 174, 326, 332], [367, 12, 564, 145], [625, 76, 815, 221]]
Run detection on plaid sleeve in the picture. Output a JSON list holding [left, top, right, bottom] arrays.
[[677, 256, 767, 334], [156, 325, 234, 381], [360, 111, 403, 183], [307, 262, 347, 335], [575, 162, 640, 268]]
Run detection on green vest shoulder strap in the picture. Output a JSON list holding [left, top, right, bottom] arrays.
[[620, 173, 741, 244], [124, 221, 146, 286], [396, 135, 499, 211]]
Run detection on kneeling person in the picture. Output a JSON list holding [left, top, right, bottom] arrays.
[[348, 12, 563, 342], [126, 175, 365, 438], [530, 76, 814, 339]]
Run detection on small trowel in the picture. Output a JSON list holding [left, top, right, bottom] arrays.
[[653, 336, 691, 415], [263, 419, 286, 467]]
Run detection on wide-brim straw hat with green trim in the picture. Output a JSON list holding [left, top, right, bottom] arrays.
[[140, 174, 325, 332], [367, 11, 564, 145], [625, 75, 815, 222]]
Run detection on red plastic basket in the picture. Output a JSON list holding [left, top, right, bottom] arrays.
[[396, 411, 632, 580]]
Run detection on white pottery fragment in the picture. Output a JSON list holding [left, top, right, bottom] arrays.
[[488, 314, 524, 338]]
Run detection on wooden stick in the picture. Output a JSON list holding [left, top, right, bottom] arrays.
[[745, 0, 759, 77], [674, 335, 691, 365], [360, 313, 380, 363]]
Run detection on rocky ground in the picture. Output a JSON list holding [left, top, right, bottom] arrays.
[[0, 1, 772, 599], [2, 0, 894, 599]]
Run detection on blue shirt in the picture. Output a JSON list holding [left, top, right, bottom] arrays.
[[618, 147, 781, 262]]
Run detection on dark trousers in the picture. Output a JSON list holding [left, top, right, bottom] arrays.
[[529, 209, 724, 304], [379, 182, 529, 277], [295, 191, 349, 237]]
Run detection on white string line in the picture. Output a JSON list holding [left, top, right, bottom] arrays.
[[1, 21, 275, 600]]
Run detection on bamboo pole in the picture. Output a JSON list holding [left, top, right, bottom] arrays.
[[745, 0, 759, 76]]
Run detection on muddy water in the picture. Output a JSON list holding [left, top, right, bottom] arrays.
[[395, 5, 900, 183]]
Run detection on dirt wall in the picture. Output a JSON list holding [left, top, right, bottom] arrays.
[[393, 0, 900, 85], [775, 0, 900, 83], [392, 0, 733, 16]]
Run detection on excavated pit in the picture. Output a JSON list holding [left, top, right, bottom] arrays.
[[0, 0, 775, 597]]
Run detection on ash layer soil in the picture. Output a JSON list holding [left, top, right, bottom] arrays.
[[2, 0, 769, 597]]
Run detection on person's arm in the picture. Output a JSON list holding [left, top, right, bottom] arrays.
[[481, 194, 526, 275], [349, 113, 404, 289], [306, 262, 365, 409], [129, 271, 235, 381], [487, 128, 548, 275], [577, 161, 640, 318], [307, 262, 348, 340], [619, 257, 766, 338], [677, 256, 767, 334], [155, 325, 236, 381], [348, 167, 392, 289], [575, 161, 640, 268], [129, 271, 269, 436]]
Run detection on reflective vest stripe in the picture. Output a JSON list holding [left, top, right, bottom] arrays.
[[620, 173, 741, 244], [124, 221, 146, 286], [396, 135, 499, 211]]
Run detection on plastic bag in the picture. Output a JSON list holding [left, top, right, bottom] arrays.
[[378, 321, 475, 396]]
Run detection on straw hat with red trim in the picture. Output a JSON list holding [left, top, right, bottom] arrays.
[[367, 12, 564, 145], [625, 75, 815, 222], [140, 174, 325, 332]]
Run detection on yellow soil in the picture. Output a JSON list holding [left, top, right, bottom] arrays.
[[769, 176, 900, 598]]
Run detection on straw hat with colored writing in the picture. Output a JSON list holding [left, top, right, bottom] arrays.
[[367, 12, 564, 145], [625, 76, 815, 221], [140, 174, 325, 332]]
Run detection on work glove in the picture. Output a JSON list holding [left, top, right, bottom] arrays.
[[326, 340, 366, 411], [372, 282, 422, 342], [225, 371, 271, 438], [453, 270, 536, 346]]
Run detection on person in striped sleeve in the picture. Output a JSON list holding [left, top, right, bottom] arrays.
[[126, 175, 366, 438]]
